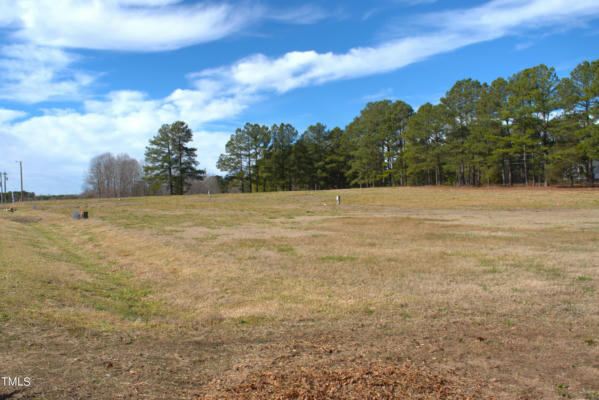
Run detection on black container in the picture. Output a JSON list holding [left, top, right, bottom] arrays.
[[82, 211, 88, 219]]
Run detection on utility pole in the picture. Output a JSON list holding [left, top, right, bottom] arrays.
[[2, 172, 6, 205], [16, 161, 23, 202], [0, 171, 3, 204]]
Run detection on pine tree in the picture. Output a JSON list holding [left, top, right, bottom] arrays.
[[144, 121, 204, 195]]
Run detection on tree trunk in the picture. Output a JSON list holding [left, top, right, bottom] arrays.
[[543, 156, 548, 187], [240, 162, 244, 193], [523, 145, 528, 187], [531, 152, 535, 187], [168, 162, 173, 194], [508, 157, 513, 186], [501, 156, 506, 186], [178, 140, 183, 195]]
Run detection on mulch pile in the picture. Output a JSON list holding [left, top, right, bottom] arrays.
[[204, 361, 488, 399]]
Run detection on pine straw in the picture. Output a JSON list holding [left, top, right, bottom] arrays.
[[204, 361, 490, 400]]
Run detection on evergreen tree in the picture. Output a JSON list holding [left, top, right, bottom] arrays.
[[557, 60, 599, 185], [508, 67, 549, 186], [474, 79, 510, 185], [217, 131, 247, 191], [441, 79, 482, 185], [405, 103, 447, 185], [144, 121, 204, 195], [269, 123, 298, 190]]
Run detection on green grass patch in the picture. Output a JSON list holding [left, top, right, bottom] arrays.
[[1, 221, 166, 333], [276, 245, 296, 254], [233, 314, 271, 326], [320, 255, 357, 262]]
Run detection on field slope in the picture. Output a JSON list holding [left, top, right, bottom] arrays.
[[1, 187, 598, 399]]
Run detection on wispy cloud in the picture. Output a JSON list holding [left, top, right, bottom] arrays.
[[268, 4, 331, 25], [362, 8, 381, 21], [515, 41, 534, 51], [4, 0, 260, 52], [193, 33, 475, 95], [416, 0, 599, 37], [393, 0, 437, 5], [0, 44, 97, 103], [0, 0, 329, 52], [188, 0, 599, 97], [0, 108, 27, 124], [362, 88, 394, 102]]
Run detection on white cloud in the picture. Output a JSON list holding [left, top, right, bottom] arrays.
[[0, 108, 27, 124], [268, 4, 331, 25], [362, 88, 394, 102], [420, 0, 599, 36], [0, 44, 96, 103], [191, 33, 477, 96], [0, 0, 329, 53], [189, 0, 599, 97], [515, 41, 534, 51], [392, 0, 437, 5], [5, 0, 259, 52]]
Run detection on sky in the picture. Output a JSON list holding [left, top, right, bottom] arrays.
[[0, 0, 598, 195]]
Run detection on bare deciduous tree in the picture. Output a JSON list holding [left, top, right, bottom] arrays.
[[84, 153, 144, 198]]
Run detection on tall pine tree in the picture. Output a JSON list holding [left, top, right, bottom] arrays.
[[144, 121, 205, 195]]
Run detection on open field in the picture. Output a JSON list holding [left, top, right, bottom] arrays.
[[1, 187, 598, 399]]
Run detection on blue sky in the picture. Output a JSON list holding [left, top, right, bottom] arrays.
[[0, 0, 598, 194]]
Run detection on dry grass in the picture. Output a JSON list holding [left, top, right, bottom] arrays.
[[1, 187, 598, 399]]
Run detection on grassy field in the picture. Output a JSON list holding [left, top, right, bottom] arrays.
[[1, 187, 598, 399]]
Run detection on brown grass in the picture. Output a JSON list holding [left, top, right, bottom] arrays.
[[1, 186, 598, 399]]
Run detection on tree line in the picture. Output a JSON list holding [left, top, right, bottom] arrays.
[[217, 59, 598, 191], [84, 59, 598, 197], [0, 190, 36, 203]]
